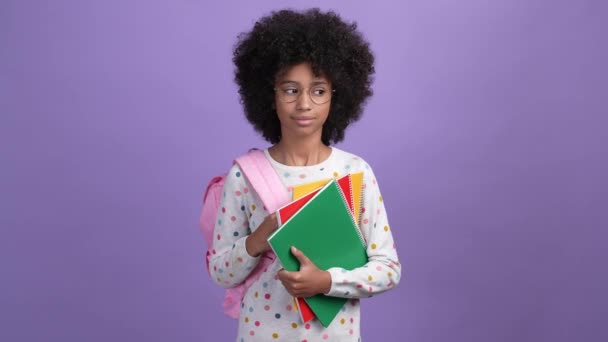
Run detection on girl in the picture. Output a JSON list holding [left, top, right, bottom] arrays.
[[209, 8, 401, 341]]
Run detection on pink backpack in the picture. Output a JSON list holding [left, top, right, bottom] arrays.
[[199, 149, 289, 318]]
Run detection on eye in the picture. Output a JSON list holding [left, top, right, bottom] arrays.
[[283, 88, 299, 95], [312, 88, 326, 96]]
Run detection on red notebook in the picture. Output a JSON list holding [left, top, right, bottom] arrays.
[[276, 189, 320, 225], [276, 174, 355, 323]]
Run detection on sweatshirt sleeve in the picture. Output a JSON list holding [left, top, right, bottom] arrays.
[[325, 163, 402, 298], [209, 164, 261, 288]]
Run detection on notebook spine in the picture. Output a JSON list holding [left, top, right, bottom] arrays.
[[333, 180, 366, 248], [354, 178, 366, 244]]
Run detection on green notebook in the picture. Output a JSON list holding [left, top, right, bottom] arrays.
[[267, 179, 367, 327]]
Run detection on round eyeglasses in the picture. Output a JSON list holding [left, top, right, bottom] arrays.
[[274, 86, 335, 105]]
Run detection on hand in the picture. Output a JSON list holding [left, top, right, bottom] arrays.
[[277, 246, 332, 297], [245, 213, 278, 257]]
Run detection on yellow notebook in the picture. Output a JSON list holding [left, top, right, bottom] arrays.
[[268, 180, 367, 327], [292, 172, 364, 224]]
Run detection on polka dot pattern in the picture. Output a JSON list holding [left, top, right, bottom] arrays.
[[210, 148, 399, 341]]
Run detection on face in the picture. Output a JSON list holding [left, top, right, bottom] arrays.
[[274, 63, 332, 142]]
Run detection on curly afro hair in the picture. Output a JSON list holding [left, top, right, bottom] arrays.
[[233, 8, 375, 145]]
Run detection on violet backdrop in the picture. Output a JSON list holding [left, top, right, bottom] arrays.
[[1, 0, 607, 341]]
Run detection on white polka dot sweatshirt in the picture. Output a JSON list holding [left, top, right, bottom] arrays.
[[209, 147, 401, 341]]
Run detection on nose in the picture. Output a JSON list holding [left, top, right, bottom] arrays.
[[295, 90, 312, 111]]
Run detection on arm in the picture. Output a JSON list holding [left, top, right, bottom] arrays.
[[208, 164, 261, 288], [278, 165, 402, 298], [324, 165, 402, 298]]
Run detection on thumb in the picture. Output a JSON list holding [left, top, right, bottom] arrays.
[[291, 246, 311, 265]]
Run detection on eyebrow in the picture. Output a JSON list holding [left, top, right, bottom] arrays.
[[278, 80, 329, 86]]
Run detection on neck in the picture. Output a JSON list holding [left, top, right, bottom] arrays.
[[270, 135, 330, 167]]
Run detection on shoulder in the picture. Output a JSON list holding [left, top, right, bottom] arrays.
[[223, 163, 248, 187], [331, 147, 376, 174]]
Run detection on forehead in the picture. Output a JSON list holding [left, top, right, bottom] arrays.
[[275, 63, 330, 84]]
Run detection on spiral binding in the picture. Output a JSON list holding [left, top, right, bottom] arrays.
[[330, 179, 367, 248]]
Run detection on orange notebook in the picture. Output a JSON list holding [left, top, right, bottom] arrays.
[[276, 174, 359, 323]]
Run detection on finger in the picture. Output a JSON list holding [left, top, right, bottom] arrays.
[[277, 268, 286, 279], [271, 213, 279, 229], [291, 246, 312, 265], [267, 212, 277, 223], [277, 269, 293, 282]]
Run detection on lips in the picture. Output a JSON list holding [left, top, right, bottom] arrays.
[[293, 116, 315, 127]]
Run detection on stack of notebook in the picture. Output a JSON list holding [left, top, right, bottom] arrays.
[[267, 173, 366, 327]]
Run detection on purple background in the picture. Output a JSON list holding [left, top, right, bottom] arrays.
[[2, 0, 607, 341]]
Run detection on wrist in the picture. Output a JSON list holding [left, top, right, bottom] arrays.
[[320, 270, 332, 295], [245, 235, 261, 257]]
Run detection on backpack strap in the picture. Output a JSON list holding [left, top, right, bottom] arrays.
[[219, 149, 288, 319], [235, 149, 289, 213]]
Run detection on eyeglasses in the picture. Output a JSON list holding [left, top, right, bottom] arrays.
[[274, 85, 335, 105]]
